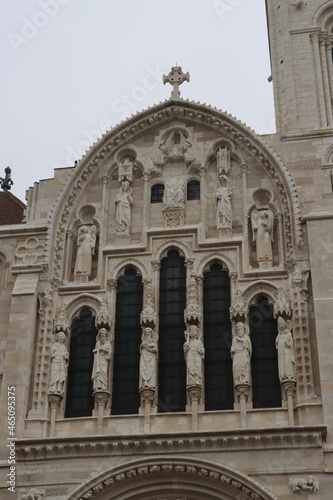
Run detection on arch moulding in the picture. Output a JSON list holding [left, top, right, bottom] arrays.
[[47, 100, 303, 281], [67, 455, 278, 500]]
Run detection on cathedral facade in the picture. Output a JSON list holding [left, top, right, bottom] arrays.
[[1, 1, 333, 499]]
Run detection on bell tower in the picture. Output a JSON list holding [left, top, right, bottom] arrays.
[[266, 0, 333, 134]]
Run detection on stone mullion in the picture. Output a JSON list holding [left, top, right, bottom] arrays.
[[97, 176, 109, 284], [241, 164, 248, 271], [319, 36, 333, 127], [107, 278, 117, 406], [64, 230, 73, 282], [277, 213, 284, 266], [142, 173, 150, 236]]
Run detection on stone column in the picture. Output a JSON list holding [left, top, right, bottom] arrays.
[[140, 388, 155, 433], [48, 394, 62, 437], [310, 33, 327, 128], [319, 36, 333, 127], [276, 213, 284, 267], [235, 384, 250, 429], [325, 39, 333, 103], [187, 386, 202, 431], [142, 172, 150, 240], [93, 390, 109, 434], [64, 229, 73, 282], [282, 381, 296, 426]]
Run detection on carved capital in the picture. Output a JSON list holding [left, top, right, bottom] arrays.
[[107, 279, 117, 291], [151, 260, 161, 272], [187, 385, 202, 403], [48, 393, 63, 409], [93, 390, 110, 407], [282, 380, 296, 398], [140, 387, 155, 405], [235, 383, 250, 402], [101, 175, 109, 186]]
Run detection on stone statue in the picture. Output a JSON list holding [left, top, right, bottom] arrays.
[[115, 179, 134, 234], [74, 224, 97, 277], [275, 317, 296, 382], [230, 322, 252, 385], [251, 209, 274, 261], [290, 475, 319, 493], [183, 325, 205, 387], [49, 332, 69, 395], [91, 328, 112, 391], [139, 327, 158, 389], [19, 488, 44, 500], [216, 174, 232, 228], [163, 178, 185, 209]]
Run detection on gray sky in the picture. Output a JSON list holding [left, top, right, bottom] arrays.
[[1, 0, 275, 203]]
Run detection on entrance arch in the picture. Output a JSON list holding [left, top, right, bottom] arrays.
[[68, 456, 278, 500]]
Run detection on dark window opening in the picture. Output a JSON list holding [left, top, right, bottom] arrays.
[[203, 262, 233, 410], [249, 295, 281, 408], [158, 250, 186, 412], [187, 180, 200, 200], [112, 267, 142, 415], [151, 183, 164, 203], [65, 307, 97, 418]]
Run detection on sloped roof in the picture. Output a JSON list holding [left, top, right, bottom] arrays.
[[0, 191, 26, 225]]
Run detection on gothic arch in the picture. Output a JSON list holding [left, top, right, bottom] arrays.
[[66, 293, 102, 320], [197, 253, 234, 276], [110, 258, 148, 281], [67, 456, 278, 500], [47, 100, 303, 280], [153, 239, 191, 261], [242, 280, 280, 309]]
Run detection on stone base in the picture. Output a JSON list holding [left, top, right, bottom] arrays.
[[114, 232, 130, 245], [74, 273, 89, 284], [217, 227, 232, 239], [258, 259, 273, 270]]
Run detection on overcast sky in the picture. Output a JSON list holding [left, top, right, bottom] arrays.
[[1, 0, 275, 203]]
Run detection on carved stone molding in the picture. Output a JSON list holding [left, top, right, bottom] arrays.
[[54, 303, 70, 334], [273, 287, 291, 319], [230, 289, 248, 321], [184, 274, 202, 325], [17, 426, 326, 462], [93, 390, 110, 408], [163, 208, 185, 228], [140, 279, 157, 328], [15, 236, 45, 266], [140, 387, 155, 406], [187, 385, 202, 404], [60, 456, 280, 500], [48, 393, 63, 410]]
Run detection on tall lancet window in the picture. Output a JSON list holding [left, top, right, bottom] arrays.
[[158, 249, 186, 412], [203, 262, 233, 410], [112, 267, 143, 415], [65, 307, 97, 418], [249, 295, 281, 408]]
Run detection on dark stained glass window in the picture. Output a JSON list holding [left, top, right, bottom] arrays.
[[112, 267, 143, 415], [158, 249, 187, 412], [151, 183, 164, 203], [187, 180, 200, 200], [65, 307, 97, 418], [249, 295, 281, 408], [203, 262, 233, 410]]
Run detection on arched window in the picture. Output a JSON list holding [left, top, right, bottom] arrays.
[[249, 295, 281, 408], [203, 262, 233, 410], [112, 267, 143, 415], [151, 183, 164, 203], [158, 249, 186, 412], [187, 180, 200, 200], [65, 307, 97, 418]]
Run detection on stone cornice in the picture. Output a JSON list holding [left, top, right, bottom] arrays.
[[16, 425, 326, 462]]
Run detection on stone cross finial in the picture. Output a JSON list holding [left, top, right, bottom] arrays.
[[163, 66, 190, 100]]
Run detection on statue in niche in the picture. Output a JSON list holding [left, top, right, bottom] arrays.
[[216, 174, 232, 228], [230, 322, 252, 386], [115, 179, 134, 234], [49, 332, 69, 395], [275, 317, 296, 382], [163, 178, 185, 209], [251, 209, 274, 262], [139, 327, 158, 389], [183, 324, 205, 387], [91, 328, 112, 391], [74, 224, 97, 277]]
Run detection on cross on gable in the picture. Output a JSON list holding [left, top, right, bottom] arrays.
[[163, 66, 190, 100]]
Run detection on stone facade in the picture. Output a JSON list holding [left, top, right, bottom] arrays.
[[1, 2, 333, 498]]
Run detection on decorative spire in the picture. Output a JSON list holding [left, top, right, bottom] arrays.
[[163, 66, 190, 100], [0, 167, 14, 192]]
